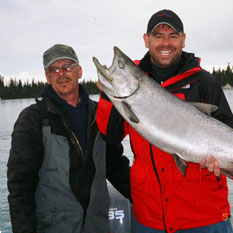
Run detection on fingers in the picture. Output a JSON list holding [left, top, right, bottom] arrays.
[[200, 158, 207, 168], [201, 156, 221, 177], [207, 156, 216, 172], [213, 160, 221, 177], [97, 64, 107, 92], [97, 80, 103, 91]]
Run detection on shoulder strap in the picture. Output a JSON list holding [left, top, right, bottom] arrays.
[[35, 97, 50, 126]]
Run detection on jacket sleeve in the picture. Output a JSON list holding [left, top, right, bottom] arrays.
[[106, 142, 132, 201], [7, 105, 43, 233], [203, 74, 233, 128], [96, 92, 128, 144]]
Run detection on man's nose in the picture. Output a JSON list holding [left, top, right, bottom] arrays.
[[58, 68, 65, 76]]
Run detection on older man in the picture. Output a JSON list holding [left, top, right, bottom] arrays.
[[7, 44, 131, 233]]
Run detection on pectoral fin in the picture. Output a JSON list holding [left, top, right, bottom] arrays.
[[173, 154, 188, 177], [122, 101, 140, 124], [190, 102, 218, 116], [220, 168, 233, 180]]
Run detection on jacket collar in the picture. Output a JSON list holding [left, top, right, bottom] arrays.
[[43, 90, 97, 130], [138, 51, 201, 92]]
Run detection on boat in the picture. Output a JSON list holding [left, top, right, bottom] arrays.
[[108, 183, 136, 233]]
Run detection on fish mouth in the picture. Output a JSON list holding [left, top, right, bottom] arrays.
[[92, 53, 116, 96], [92, 57, 113, 81], [92, 46, 121, 81]]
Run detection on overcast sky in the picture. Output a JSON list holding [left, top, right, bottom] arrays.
[[1, 0, 233, 83]]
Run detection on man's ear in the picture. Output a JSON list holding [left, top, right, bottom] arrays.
[[143, 33, 150, 49], [45, 73, 51, 84], [77, 66, 82, 80], [182, 33, 186, 49]]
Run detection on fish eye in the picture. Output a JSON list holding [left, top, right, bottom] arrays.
[[118, 62, 124, 69]]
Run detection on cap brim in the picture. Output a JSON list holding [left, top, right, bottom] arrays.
[[150, 22, 178, 33], [44, 57, 79, 69]]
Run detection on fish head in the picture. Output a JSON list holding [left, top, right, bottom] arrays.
[[93, 46, 142, 98]]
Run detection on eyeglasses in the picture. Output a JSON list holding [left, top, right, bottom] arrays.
[[46, 63, 77, 75]]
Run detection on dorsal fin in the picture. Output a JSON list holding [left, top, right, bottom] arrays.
[[190, 102, 218, 116]]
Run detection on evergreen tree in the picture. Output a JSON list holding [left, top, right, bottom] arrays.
[[225, 63, 233, 86]]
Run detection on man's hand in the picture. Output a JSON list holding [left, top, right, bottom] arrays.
[[97, 80, 103, 92], [200, 156, 221, 177]]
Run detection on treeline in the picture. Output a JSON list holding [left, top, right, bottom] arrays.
[[0, 75, 99, 100], [1, 64, 233, 100], [0, 77, 45, 100], [213, 63, 233, 86]]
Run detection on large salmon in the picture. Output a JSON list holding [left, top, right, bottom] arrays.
[[93, 46, 233, 179]]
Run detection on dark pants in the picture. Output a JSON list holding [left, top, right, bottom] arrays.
[[136, 217, 233, 233]]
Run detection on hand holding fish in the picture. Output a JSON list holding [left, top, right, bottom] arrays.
[[96, 65, 108, 92], [200, 156, 221, 177], [97, 80, 103, 92]]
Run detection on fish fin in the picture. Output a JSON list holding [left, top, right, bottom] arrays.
[[220, 168, 233, 180], [122, 101, 140, 124], [190, 102, 218, 116], [172, 154, 188, 177]]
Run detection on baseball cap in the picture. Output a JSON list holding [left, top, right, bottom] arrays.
[[147, 9, 184, 34], [43, 44, 79, 69]]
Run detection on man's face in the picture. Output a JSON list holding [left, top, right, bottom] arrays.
[[143, 24, 186, 68], [45, 59, 82, 98]]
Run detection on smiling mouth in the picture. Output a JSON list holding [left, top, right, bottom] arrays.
[[160, 50, 171, 55]]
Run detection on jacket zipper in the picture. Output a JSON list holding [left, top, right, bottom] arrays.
[[149, 144, 168, 232], [63, 120, 84, 157], [50, 110, 84, 157], [87, 113, 97, 137], [150, 144, 160, 184], [63, 112, 97, 158], [51, 108, 97, 158]]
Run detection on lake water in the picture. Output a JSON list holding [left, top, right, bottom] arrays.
[[1, 91, 233, 232]]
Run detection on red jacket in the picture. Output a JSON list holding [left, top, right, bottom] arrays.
[[96, 52, 232, 232]]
